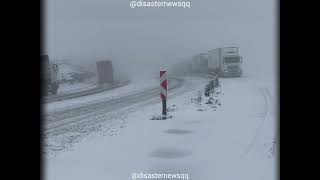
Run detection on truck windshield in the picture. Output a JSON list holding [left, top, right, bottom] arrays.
[[224, 57, 241, 63]]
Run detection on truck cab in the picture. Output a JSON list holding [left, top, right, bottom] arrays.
[[41, 55, 59, 94], [220, 47, 243, 77]]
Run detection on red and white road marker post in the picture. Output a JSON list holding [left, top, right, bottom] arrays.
[[160, 70, 168, 118]]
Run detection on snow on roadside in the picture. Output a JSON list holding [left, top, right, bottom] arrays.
[[45, 76, 277, 180]]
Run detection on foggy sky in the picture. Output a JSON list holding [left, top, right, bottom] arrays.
[[45, 0, 277, 79]]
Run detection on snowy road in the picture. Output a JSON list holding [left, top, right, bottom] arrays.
[[44, 78, 183, 132], [43, 80, 130, 103], [44, 76, 277, 180]]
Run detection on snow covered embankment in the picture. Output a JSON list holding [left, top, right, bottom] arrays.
[[57, 62, 97, 94]]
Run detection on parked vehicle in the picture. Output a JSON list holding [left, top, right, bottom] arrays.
[[170, 60, 192, 76], [96, 60, 114, 85], [207, 47, 243, 77], [41, 54, 59, 94], [191, 53, 209, 73]]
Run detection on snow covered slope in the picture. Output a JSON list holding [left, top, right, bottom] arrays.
[[45, 78, 159, 114], [57, 62, 95, 83], [51, 61, 97, 94]]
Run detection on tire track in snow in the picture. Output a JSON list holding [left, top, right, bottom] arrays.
[[240, 87, 272, 158]]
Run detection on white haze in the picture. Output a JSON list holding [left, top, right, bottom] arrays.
[[45, 0, 277, 80]]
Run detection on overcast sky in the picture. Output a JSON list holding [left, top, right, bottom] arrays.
[[45, 0, 277, 79]]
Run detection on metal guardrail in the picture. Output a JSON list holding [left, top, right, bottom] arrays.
[[204, 77, 219, 97], [189, 73, 220, 97]]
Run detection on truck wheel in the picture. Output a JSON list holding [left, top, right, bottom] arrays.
[[51, 83, 59, 94], [43, 85, 48, 95]]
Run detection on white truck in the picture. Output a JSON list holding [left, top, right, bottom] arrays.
[[207, 47, 243, 77], [191, 53, 209, 73], [41, 55, 59, 94]]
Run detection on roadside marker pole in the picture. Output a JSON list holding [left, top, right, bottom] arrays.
[[162, 98, 167, 116], [160, 70, 168, 117]]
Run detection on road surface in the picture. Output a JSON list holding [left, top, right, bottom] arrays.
[[43, 77, 184, 134], [43, 80, 130, 103]]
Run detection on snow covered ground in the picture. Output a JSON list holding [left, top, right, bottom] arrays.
[[44, 76, 277, 180], [57, 62, 95, 83], [43, 77, 183, 154], [49, 61, 97, 95]]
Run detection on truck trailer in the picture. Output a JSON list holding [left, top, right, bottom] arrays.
[[96, 60, 114, 85], [41, 54, 59, 94], [191, 53, 209, 73], [207, 47, 243, 77], [171, 60, 192, 76]]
